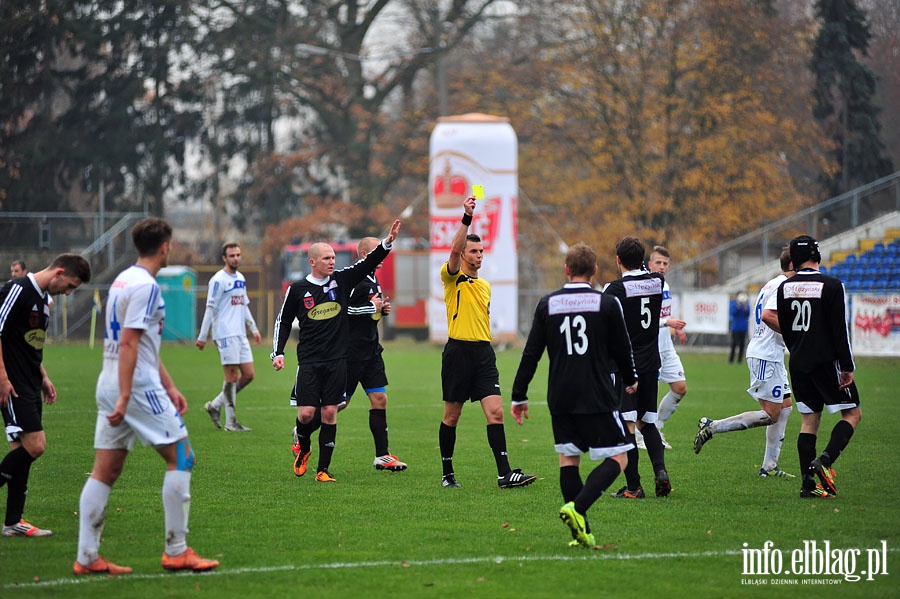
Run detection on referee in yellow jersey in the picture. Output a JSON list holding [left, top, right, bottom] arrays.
[[438, 196, 536, 489]]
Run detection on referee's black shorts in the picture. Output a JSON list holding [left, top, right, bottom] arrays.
[[441, 339, 501, 403]]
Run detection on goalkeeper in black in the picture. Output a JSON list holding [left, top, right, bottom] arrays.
[[511, 243, 637, 548]]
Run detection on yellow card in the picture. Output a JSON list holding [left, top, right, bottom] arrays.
[[472, 185, 485, 200]]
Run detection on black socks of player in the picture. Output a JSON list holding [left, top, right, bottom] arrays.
[[486, 423, 512, 476], [317, 423, 337, 473], [821, 420, 855, 467], [296, 417, 314, 455], [1, 446, 36, 525], [640, 423, 667, 473], [439, 422, 456, 476], [798, 432, 817, 486], [559, 465, 583, 503], [623, 431, 641, 490], [369, 409, 389, 457], [575, 458, 622, 515]]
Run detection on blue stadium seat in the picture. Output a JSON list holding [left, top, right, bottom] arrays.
[[845, 254, 858, 264]]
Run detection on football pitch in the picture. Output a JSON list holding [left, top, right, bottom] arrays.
[[1, 341, 897, 597]]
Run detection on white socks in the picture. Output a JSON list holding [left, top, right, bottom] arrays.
[[162, 470, 192, 557], [657, 391, 684, 427], [222, 381, 238, 424], [762, 406, 792, 471], [710, 410, 773, 434], [77, 477, 112, 566]]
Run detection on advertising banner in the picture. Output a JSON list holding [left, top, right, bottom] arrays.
[[680, 292, 731, 334], [850, 293, 900, 357], [429, 114, 518, 344]]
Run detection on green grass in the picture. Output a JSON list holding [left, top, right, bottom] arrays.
[[1, 341, 898, 597]]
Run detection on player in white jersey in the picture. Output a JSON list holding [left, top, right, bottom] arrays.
[[645, 246, 687, 450], [197, 242, 261, 432], [74, 217, 219, 576], [693, 248, 795, 478]]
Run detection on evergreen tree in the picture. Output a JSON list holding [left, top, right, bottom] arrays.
[[811, 0, 893, 196]]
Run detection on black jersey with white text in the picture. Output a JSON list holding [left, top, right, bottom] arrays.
[[512, 283, 637, 414], [346, 273, 383, 362], [776, 269, 854, 373], [0, 275, 50, 398], [272, 243, 390, 364], [603, 271, 664, 373]]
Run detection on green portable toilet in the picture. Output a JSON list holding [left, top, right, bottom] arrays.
[[157, 266, 197, 341]]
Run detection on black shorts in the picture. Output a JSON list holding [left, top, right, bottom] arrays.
[[619, 371, 659, 423], [441, 339, 501, 403], [551, 412, 630, 459], [1, 394, 43, 441], [290, 360, 347, 408], [790, 361, 861, 414], [344, 352, 388, 398]]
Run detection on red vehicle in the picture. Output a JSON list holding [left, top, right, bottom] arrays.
[[281, 242, 429, 340]]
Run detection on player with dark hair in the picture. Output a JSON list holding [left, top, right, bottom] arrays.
[[647, 245, 687, 449], [694, 248, 795, 478], [603, 236, 671, 498], [273, 220, 401, 483], [197, 242, 261, 432], [512, 242, 637, 547], [438, 196, 535, 489], [0, 254, 90, 537], [776, 235, 861, 499], [75, 217, 218, 574]]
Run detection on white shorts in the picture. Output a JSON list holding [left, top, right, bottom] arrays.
[[658, 349, 685, 384], [94, 386, 188, 449], [746, 358, 791, 404], [215, 335, 253, 365]]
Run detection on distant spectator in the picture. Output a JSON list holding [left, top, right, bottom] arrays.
[[9, 261, 27, 279], [729, 292, 750, 363], [10, 262, 53, 309]]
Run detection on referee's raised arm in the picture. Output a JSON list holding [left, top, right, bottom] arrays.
[[447, 196, 476, 275]]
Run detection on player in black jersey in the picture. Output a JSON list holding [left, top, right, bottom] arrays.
[[272, 220, 401, 482], [289, 237, 408, 472], [0, 253, 91, 537], [512, 243, 637, 548], [344, 237, 407, 472], [776, 235, 861, 499], [602, 237, 671, 498]]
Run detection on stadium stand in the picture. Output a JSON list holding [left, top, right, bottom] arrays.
[[824, 231, 900, 292]]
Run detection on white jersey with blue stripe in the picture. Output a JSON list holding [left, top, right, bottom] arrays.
[[98, 265, 166, 392]]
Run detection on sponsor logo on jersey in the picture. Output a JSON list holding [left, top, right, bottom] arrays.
[[623, 278, 663, 297], [25, 328, 46, 350], [782, 281, 824, 299], [308, 302, 342, 320], [548, 292, 601, 315]]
